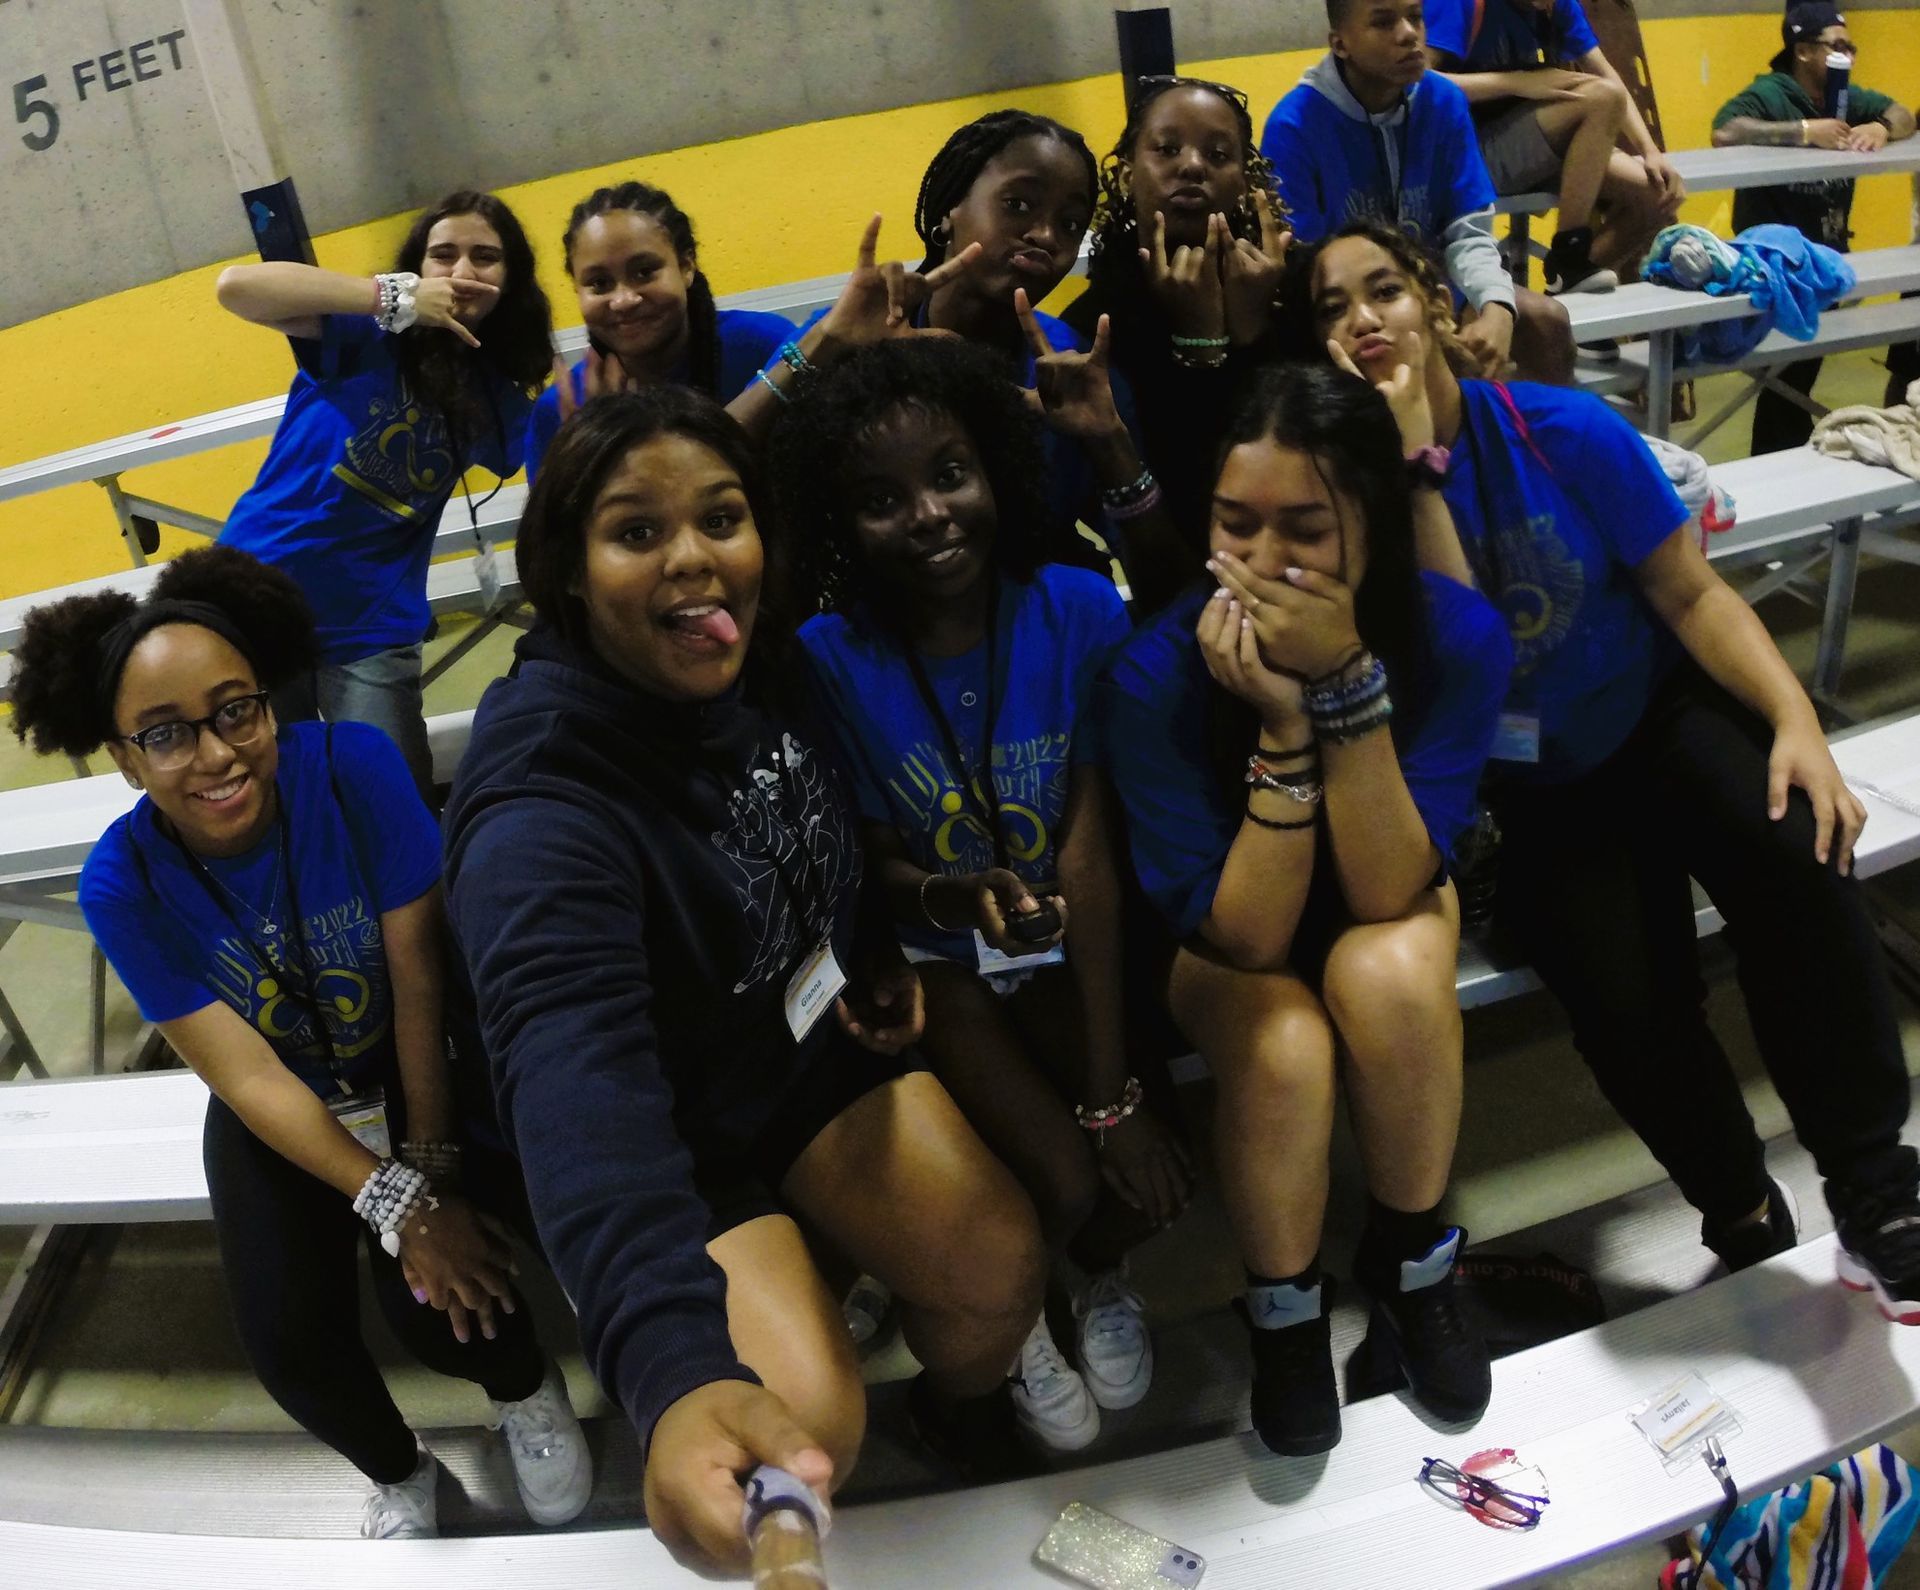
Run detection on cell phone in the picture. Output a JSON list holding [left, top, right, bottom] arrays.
[[1007, 899, 1063, 943], [1034, 1501, 1206, 1590]]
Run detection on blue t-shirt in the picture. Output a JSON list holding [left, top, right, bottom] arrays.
[[523, 307, 795, 483], [1099, 572, 1512, 942], [219, 316, 531, 666], [790, 304, 1147, 569], [1261, 69, 1494, 246], [79, 721, 442, 1099], [799, 565, 1130, 959], [1442, 380, 1689, 783], [1426, 0, 1598, 72]]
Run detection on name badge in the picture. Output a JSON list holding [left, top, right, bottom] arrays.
[[973, 930, 1067, 976], [476, 543, 503, 611], [329, 1088, 391, 1158], [1490, 711, 1542, 765], [785, 939, 848, 1043]]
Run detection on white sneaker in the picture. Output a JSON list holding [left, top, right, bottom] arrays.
[[1074, 1270, 1153, 1411], [488, 1364, 594, 1527], [1009, 1316, 1100, 1452], [361, 1446, 438, 1539]]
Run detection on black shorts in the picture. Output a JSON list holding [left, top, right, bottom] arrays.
[[687, 1028, 921, 1241]]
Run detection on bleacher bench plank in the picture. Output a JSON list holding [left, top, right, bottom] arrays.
[[1, 1235, 1913, 1588]]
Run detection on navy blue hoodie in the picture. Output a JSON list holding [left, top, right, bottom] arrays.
[[442, 624, 869, 1456]]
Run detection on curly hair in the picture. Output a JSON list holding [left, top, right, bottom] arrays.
[[768, 338, 1051, 621], [391, 190, 555, 459], [10, 546, 317, 759], [560, 181, 723, 399], [912, 109, 1099, 273], [1087, 76, 1287, 282], [1287, 220, 1475, 377]]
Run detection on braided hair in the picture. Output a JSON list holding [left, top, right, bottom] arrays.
[[1087, 77, 1286, 284], [561, 181, 722, 398], [912, 109, 1099, 272], [769, 338, 1050, 621], [10, 547, 317, 759]]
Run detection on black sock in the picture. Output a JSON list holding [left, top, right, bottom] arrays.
[[1356, 1197, 1446, 1275], [1550, 225, 1594, 255]]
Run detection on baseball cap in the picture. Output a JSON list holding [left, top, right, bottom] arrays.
[[1773, 4, 1845, 68]]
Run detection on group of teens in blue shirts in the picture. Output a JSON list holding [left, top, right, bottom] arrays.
[[10, 28, 1920, 1580]]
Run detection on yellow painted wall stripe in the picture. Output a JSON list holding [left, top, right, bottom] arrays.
[[3, 13, 1916, 601]]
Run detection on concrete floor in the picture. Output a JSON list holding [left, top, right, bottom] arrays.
[[4, 347, 1920, 1582]]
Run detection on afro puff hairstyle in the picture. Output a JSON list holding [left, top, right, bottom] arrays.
[[10, 546, 317, 760], [768, 337, 1051, 621]]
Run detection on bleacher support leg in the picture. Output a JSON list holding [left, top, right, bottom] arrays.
[[97, 477, 150, 570], [0, 919, 49, 1082], [0, 1225, 89, 1421], [1813, 516, 1863, 711], [1646, 330, 1676, 441], [89, 946, 107, 1076]]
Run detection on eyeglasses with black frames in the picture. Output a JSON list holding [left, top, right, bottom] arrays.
[[121, 692, 272, 771]]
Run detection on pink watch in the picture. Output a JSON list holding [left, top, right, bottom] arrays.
[[1405, 445, 1451, 488]]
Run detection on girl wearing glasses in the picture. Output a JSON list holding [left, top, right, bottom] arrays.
[[8, 547, 590, 1540], [1098, 361, 1509, 1457], [1062, 75, 1294, 558], [1303, 221, 1920, 1322], [214, 190, 554, 794]]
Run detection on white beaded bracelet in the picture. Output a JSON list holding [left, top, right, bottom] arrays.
[[374, 271, 420, 334]]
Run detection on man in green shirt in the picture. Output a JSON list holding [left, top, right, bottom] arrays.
[[1712, 4, 1915, 449]]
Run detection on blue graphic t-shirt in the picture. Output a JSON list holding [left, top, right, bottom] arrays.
[[1443, 380, 1689, 783], [523, 307, 796, 483], [79, 720, 442, 1098], [1426, 0, 1598, 73], [799, 564, 1130, 959], [1261, 70, 1493, 246], [1099, 572, 1512, 942], [220, 316, 531, 666]]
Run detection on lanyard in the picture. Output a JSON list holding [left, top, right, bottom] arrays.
[[176, 795, 348, 1092], [899, 579, 1012, 871]]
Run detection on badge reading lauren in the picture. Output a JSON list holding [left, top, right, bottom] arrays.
[[785, 940, 848, 1043]]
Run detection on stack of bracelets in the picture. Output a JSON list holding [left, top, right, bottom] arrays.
[[1100, 466, 1162, 523], [372, 271, 420, 335], [398, 1138, 464, 1191], [1304, 650, 1393, 744], [1244, 740, 1322, 831], [752, 339, 818, 406], [352, 1158, 434, 1257], [1075, 1075, 1144, 1142], [1170, 333, 1229, 369]]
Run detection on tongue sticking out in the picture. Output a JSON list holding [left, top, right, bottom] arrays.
[[688, 607, 739, 645]]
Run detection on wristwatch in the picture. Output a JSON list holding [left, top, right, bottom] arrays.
[[1405, 444, 1451, 489]]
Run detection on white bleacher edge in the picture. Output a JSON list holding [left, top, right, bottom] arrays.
[[1, 1234, 1916, 1588]]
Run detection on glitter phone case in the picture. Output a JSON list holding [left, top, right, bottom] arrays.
[[1034, 1501, 1207, 1590]]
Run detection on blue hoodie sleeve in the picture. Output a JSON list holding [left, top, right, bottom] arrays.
[[1261, 94, 1333, 244], [446, 791, 757, 1457]]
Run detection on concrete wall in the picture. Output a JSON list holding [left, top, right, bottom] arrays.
[[2, 0, 1909, 325]]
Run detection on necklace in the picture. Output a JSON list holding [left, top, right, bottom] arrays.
[[200, 827, 287, 938]]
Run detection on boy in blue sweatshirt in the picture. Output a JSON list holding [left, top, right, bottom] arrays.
[[1262, 0, 1575, 382]]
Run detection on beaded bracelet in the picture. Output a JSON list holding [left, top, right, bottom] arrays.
[[1076, 1076, 1144, 1139], [1305, 652, 1393, 745], [776, 340, 817, 377], [1171, 335, 1230, 350], [754, 368, 791, 404], [920, 871, 964, 933], [352, 1158, 434, 1257], [1106, 480, 1164, 521], [373, 272, 420, 335], [1171, 345, 1229, 370], [1100, 467, 1157, 510], [399, 1140, 464, 1189]]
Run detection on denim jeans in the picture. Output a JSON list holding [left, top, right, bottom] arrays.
[[274, 642, 432, 798]]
